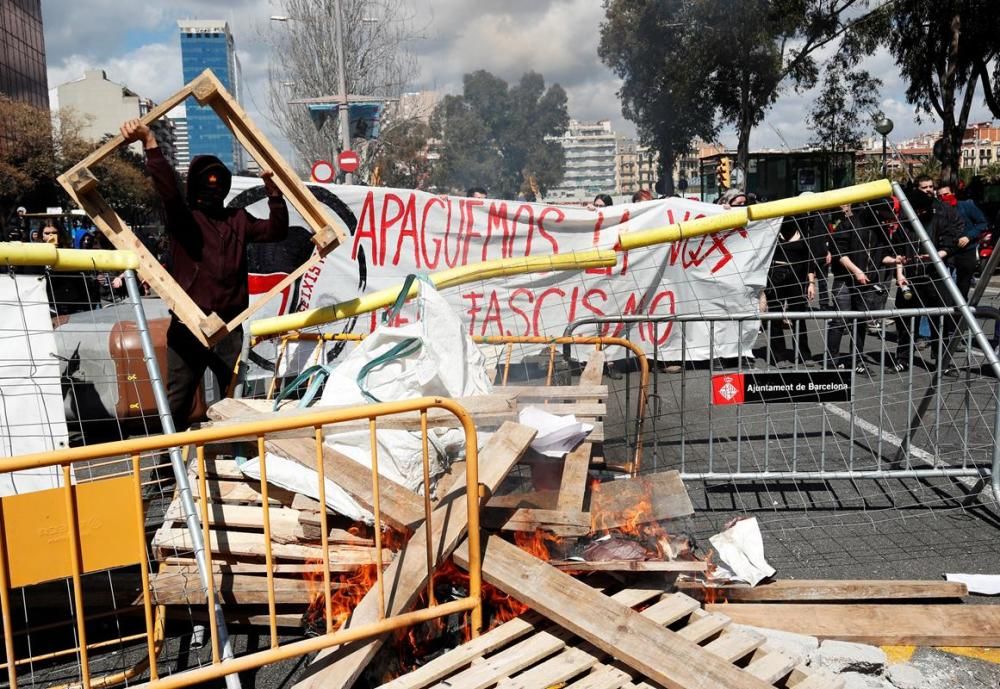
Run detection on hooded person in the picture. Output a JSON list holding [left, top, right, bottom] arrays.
[[120, 118, 289, 430]]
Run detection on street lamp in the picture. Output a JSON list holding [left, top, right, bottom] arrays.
[[271, 2, 355, 185], [874, 113, 894, 178]]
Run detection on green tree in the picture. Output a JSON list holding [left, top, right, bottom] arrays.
[[369, 118, 435, 189], [430, 70, 568, 198], [0, 98, 156, 233], [695, 0, 874, 175], [844, 1, 1000, 183], [809, 61, 882, 151], [599, 0, 717, 196]]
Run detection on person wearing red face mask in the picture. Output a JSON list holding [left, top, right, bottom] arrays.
[[120, 118, 289, 429]]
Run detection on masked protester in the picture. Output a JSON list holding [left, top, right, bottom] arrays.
[[120, 118, 289, 430]]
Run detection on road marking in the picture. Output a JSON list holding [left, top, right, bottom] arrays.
[[822, 402, 983, 493], [882, 645, 916, 664]]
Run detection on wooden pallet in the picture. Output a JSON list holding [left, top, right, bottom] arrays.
[[149, 455, 387, 606], [57, 69, 345, 346], [377, 586, 843, 689]]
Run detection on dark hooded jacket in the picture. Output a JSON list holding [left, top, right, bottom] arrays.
[[145, 148, 288, 321]]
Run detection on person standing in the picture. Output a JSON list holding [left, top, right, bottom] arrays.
[[825, 202, 896, 374], [120, 118, 289, 429], [889, 186, 962, 372], [763, 212, 826, 366], [937, 181, 985, 304]]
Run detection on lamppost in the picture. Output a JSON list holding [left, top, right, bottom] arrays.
[[874, 113, 894, 178], [271, 0, 354, 184]]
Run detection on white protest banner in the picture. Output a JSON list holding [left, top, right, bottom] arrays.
[[0, 274, 70, 495], [227, 181, 781, 368]]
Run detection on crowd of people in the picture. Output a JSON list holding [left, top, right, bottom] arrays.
[[749, 175, 984, 375], [580, 175, 989, 376]]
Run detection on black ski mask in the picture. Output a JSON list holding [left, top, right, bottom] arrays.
[[187, 155, 232, 212]]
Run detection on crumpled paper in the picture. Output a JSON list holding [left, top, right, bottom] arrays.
[[708, 516, 775, 586], [518, 406, 593, 458]]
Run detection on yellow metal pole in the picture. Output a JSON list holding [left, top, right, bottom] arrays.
[[0, 244, 139, 271], [313, 427, 333, 633], [0, 494, 19, 689], [131, 454, 159, 681], [747, 179, 893, 220], [368, 418, 387, 620], [250, 249, 618, 337], [62, 465, 92, 689], [617, 209, 749, 251], [256, 435, 279, 648], [196, 445, 221, 665]]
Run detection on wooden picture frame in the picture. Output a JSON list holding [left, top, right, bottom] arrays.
[[57, 69, 345, 346]]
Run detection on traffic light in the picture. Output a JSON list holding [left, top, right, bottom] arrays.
[[716, 157, 732, 190]]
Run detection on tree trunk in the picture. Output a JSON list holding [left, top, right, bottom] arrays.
[[659, 144, 676, 197]]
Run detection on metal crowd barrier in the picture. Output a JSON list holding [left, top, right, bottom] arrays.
[[248, 333, 650, 474], [0, 397, 481, 689]]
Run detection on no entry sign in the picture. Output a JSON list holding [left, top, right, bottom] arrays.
[[311, 160, 335, 183], [337, 149, 359, 173]]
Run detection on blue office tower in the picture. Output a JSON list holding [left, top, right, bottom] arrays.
[[178, 20, 243, 171]]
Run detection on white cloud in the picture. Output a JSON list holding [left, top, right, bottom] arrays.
[[40, 0, 997, 166]]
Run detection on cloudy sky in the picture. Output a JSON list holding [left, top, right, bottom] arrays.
[[42, 0, 995, 167]]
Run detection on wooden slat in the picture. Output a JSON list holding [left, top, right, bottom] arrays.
[[152, 527, 388, 565], [264, 447, 425, 533], [787, 668, 844, 689], [494, 508, 591, 537], [549, 560, 709, 573], [495, 385, 608, 401], [497, 645, 599, 689], [744, 646, 797, 685], [634, 594, 700, 626], [454, 536, 776, 689], [435, 626, 575, 689], [293, 422, 537, 689], [675, 612, 729, 643], [704, 629, 766, 663], [579, 350, 607, 386], [150, 571, 322, 605], [557, 442, 592, 512], [377, 614, 547, 689], [563, 665, 631, 689], [590, 470, 694, 530], [676, 578, 968, 602], [203, 394, 518, 440], [378, 589, 661, 689], [159, 560, 366, 575], [163, 502, 370, 546], [487, 489, 560, 510], [706, 603, 1000, 646]]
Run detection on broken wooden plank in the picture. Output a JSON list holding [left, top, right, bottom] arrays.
[[292, 422, 537, 689], [491, 508, 591, 537], [152, 527, 389, 565], [589, 470, 693, 530], [706, 603, 1000, 646], [676, 579, 968, 602], [203, 394, 518, 440], [557, 442, 592, 513], [549, 560, 709, 573], [377, 589, 662, 689], [486, 489, 560, 510], [494, 385, 609, 401], [162, 502, 370, 546], [454, 535, 776, 689], [579, 350, 607, 387], [150, 571, 325, 605]]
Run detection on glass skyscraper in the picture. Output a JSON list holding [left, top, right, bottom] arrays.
[[178, 20, 243, 171], [1, 0, 49, 110]]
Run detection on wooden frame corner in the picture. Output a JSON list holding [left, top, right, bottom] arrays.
[[57, 68, 347, 347]]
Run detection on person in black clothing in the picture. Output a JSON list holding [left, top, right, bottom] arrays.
[[764, 212, 826, 366], [890, 187, 963, 372], [825, 202, 896, 373]]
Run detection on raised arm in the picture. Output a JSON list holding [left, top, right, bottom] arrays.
[[244, 170, 289, 243]]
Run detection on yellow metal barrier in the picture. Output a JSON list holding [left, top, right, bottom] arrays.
[[250, 249, 618, 338], [0, 243, 140, 271], [0, 397, 481, 689]]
